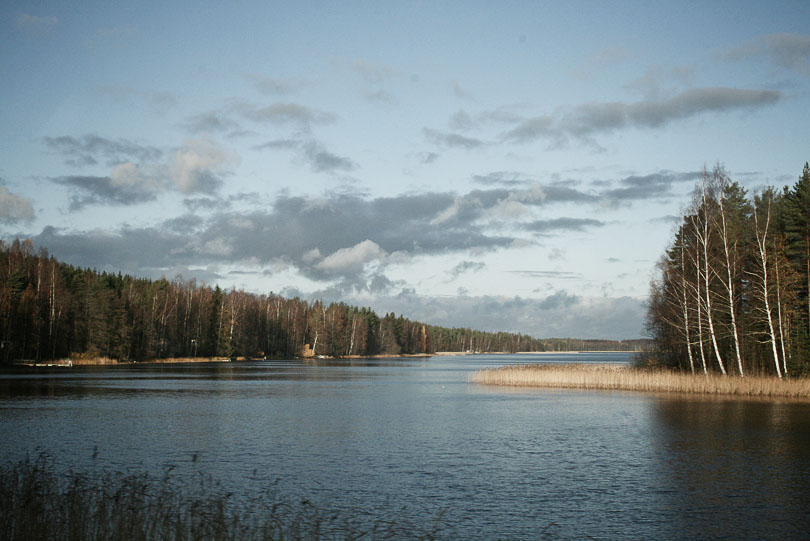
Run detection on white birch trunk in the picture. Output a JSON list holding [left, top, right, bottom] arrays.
[[717, 196, 744, 376], [754, 203, 782, 378]]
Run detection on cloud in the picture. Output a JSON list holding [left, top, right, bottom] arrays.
[[30, 188, 519, 283], [423, 128, 486, 149], [301, 141, 356, 172], [182, 111, 243, 136], [0, 186, 35, 224], [362, 89, 397, 104], [50, 138, 234, 209], [255, 138, 355, 173], [602, 170, 701, 201], [524, 217, 605, 233], [356, 291, 645, 339], [42, 134, 163, 167], [508, 270, 582, 280], [54, 172, 159, 210], [448, 260, 485, 278], [472, 171, 531, 187], [350, 60, 398, 84], [168, 138, 235, 193], [246, 74, 302, 95], [452, 80, 473, 100], [503, 88, 781, 144], [727, 33, 810, 75], [314, 239, 385, 274], [239, 102, 336, 126]]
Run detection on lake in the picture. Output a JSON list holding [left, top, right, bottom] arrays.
[[2, 352, 809, 538]]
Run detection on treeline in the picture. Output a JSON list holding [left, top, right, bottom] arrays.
[[0, 240, 550, 363], [647, 163, 810, 377], [542, 338, 653, 352]]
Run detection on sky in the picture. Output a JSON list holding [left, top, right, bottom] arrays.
[[2, 1, 810, 339]]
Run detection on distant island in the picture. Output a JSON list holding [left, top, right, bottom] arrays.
[[0, 240, 649, 366]]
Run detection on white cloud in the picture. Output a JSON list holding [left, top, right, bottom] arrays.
[[0, 186, 35, 224], [169, 138, 236, 193], [315, 239, 385, 274]]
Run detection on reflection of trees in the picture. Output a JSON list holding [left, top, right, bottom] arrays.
[[650, 398, 810, 538]]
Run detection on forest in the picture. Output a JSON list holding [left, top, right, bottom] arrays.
[[647, 162, 810, 377], [0, 240, 566, 363]]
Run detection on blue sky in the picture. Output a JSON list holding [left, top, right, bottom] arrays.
[[2, 1, 809, 339]]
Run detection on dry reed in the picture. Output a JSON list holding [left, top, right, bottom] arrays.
[[471, 363, 810, 399], [0, 455, 448, 540]]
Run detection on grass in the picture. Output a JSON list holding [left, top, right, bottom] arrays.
[[471, 363, 810, 399], [0, 455, 447, 541]]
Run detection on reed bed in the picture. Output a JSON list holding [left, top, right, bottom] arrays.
[[0, 456, 447, 541], [471, 363, 810, 399]]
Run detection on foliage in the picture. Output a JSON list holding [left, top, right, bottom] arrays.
[[647, 163, 810, 376], [0, 241, 554, 362]]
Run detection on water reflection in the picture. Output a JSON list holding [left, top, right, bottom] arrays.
[[2, 354, 810, 538], [651, 397, 810, 538]]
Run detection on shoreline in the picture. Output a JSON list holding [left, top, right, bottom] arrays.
[[471, 363, 810, 400]]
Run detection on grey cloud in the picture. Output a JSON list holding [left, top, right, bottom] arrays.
[[727, 33, 810, 75], [448, 108, 524, 133], [363, 90, 397, 104], [508, 270, 582, 279], [163, 214, 205, 234], [537, 290, 579, 310], [452, 81, 473, 100], [449, 110, 475, 131], [184, 197, 222, 211], [502, 116, 556, 144], [234, 101, 336, 127], [423, 128, 486, 149], [50, 138, 233, 210], [360, 291, 645, 339], [42, 134, 163, 167], [472, 171, 530, 187], [351, 60, 397, 84], [255, 138, 355, 173], [602, 170, 701, 201], [503, 88, 780, 144], [247, 75, 302, 95], [53, 175, 158, 210], [30, 189, 518, 283], [32, 225, 183, 277], [0, 186, 35, 224], [524, 217, 605, 233], [449, 260, 485, 278], [182, 111, 243, 135], [302, 141, 355, 172]]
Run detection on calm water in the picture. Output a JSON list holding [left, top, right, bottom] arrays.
[[2, 352, 809, 539]]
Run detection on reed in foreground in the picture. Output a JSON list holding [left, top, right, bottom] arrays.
[[471, 363, 810, 399], [0, 456, 447, 541]]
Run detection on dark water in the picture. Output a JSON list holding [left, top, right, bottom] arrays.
[[2, 352, 809, 539]]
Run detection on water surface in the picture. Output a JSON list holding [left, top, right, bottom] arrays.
[[2, 352, 808, 538]]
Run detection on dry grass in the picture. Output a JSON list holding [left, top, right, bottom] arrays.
[[471, 363, 810, 399]]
